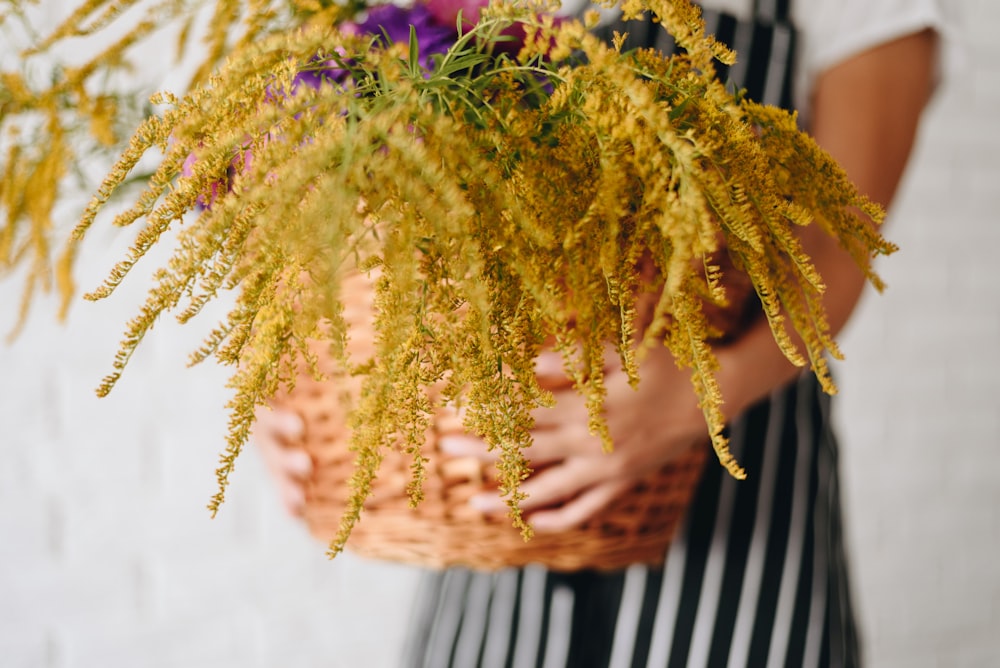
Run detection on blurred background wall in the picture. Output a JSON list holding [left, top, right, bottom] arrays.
[[1, 1, 997, 666], [834, 0, 1000, 662]]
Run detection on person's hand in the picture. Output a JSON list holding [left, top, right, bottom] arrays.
[[439, 344, 710, 532], [251, 404, 313, 518]]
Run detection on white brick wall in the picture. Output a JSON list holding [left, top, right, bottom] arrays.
[[2, 2, 998, 666], [835, 2, 1000, 664], [0, 234, 422, 667]]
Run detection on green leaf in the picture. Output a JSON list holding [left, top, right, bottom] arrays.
[[408, 24, 419, 76], [432, 52, 492, 78]]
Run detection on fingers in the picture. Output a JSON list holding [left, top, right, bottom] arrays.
[[439, 422, 598, 469], [515, 459, 607, 511], [260, 444, 312, 518], [468, 460, 634, 533], [522, 421, 595, 464], [529, 479, 633, 532], [260, 446, 312, 518], [534, 345, 618, 390], [434, 405, 466, 434], [438, 434, 497, 462], [469, 457, 607, 515], [275, 474, 308, 518], [264, 446, 313, 478], [252, 406, 312, 517], [252, 406, 306, 445], [530, 358, 632, 431], [534, 350, 570, 388], [530, 395, 579, 429], [252, 408, 311, 479]]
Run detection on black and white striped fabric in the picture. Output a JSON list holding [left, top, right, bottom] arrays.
[[591, 0, 797, 110], [401, 3, 861, 666], [402, 376, 859, 667]]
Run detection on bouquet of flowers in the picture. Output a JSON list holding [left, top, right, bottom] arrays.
[[1, 0, 893, 560]]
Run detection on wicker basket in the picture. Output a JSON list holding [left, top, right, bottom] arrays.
[[268, 271, 730, 572]]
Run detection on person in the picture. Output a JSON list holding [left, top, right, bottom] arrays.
[[253, 1, 941, 665]]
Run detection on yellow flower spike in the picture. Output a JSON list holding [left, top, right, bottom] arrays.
[[2, 0, 894, 556]]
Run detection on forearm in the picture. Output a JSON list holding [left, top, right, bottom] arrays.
[[713, 237, 868, 420], [712, 28, 938, 420]]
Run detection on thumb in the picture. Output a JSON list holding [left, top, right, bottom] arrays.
[[534, 351, 572, 390], [253, 406, 306, 441], [270, 409, 305, 438]]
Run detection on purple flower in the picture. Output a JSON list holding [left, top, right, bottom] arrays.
[[184, 2, 493, 208], [348, 3, 461, 66], [292, 3, 462, 91]]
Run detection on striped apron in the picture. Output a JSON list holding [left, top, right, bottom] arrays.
[[402, 2, 861, 666]]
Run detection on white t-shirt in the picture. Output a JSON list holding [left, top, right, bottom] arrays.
[[562, 0, 945, 117]]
